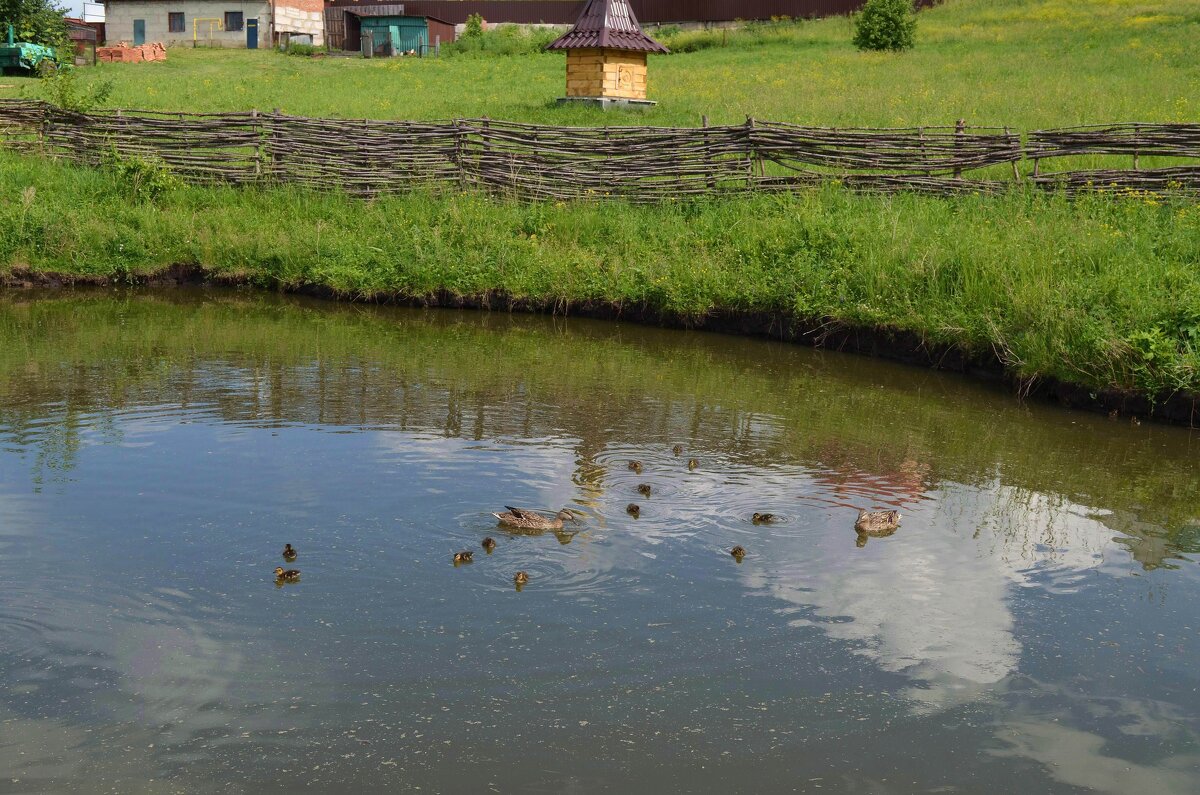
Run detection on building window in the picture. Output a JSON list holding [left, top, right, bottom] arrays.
[[168, 12, 185, 33], [225, 11, 243, 32]]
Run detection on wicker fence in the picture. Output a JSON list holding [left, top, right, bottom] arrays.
[[2, 99, 1197, 201]]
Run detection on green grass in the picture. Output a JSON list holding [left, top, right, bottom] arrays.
[[1, 0, 1197, 127], [3, 149, 1199, 398]]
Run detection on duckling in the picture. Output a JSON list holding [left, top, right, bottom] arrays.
[[854, 510, 901, 537], [453, 551, 474, 564], [672, 444, 684, 456], [628, 460, 643, 474], [636, 483, 652, 497], [752, 513, 777, 524], [273, 567, 301, 582], [730, 545, 747, 561], [482, 537, 497, 553], [514, 571, 529, 590], [626, 502, 641, 517], [282, 543, 297, 561], [687, 458, 699, 471], [493, 506, 576, 531]]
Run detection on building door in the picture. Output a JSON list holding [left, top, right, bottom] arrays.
[[246, 18, 258, 49], [133, 19, 145, 45]]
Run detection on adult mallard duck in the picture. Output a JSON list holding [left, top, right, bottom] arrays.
[[751, 513, 776, 524], [282, 544, 297, 561], [482, 537, 497, 553], [730, 546, 747, 561], [855, 510, 901, 536], [492, 506, 576, 531], [273, 567, 301, 582], [636, 483, 652, 497], [628, 460, 644, 474], [453, 551, 474, 564], [626, 503, 641, 517]]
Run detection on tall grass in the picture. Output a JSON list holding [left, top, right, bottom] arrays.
[[2, 150, 1198, 397]]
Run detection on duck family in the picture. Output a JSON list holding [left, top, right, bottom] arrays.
[[268, 447, 906, 587]]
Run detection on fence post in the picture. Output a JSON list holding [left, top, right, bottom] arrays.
[[454, 119, 467, 191], [953, 118, 965, 179], [702, 115, 716, 192], [1006, 126, 1020, 182], [250, 108, 262, 181], [745, 116, 761, 187]]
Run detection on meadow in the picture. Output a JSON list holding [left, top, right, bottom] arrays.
[[1, 0, 1197, 127], [1, 0, 1199, 406]]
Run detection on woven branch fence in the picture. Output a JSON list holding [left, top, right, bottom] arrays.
[[2, 100, 1198, 201]]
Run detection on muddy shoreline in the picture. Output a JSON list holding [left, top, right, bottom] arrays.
[[4, 264, 1197, 428]]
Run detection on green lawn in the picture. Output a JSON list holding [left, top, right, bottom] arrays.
[[2, 0, 1198, 127]]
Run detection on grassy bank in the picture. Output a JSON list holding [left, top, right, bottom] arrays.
[[2, 1, 1197, 127], [3, 150, 1199, 402]]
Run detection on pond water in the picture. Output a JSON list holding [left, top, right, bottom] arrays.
[[0, 291, 1198, 794]]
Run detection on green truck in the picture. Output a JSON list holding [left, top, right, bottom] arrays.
[[0, 23, 57, 73]]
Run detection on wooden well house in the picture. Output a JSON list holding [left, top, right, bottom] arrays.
[[545, 0, 668, 107]]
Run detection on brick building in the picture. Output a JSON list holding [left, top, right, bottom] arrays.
[[103, 0, 325, 47]]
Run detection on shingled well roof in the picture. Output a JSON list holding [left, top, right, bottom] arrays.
[[545, 0, 669, 54]]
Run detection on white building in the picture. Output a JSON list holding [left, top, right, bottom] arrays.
[[103, 0, 324, 47]]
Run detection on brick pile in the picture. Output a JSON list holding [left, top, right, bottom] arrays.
[[97, 43, 167, 63]]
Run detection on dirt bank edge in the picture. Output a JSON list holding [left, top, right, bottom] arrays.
[[4, 264, 1196, 428]]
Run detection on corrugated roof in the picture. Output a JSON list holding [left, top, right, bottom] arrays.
[[545, 0, 669, 53], [344, 4, 408, 18]]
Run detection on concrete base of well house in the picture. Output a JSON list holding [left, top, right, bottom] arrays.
[[556, 97, 657, 110]]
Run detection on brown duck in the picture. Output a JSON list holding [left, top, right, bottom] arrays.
[[730, 546, 747, 561], [453, 551, 474, 564], [855, 510, 901, 537], [628, 460, 644, 474], [482, 537, 497, 553], [282, 543, 297, 561], [273, 567, 301, 582], [493, 506, 576, 531]]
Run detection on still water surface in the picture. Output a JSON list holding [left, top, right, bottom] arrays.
[[0, 291, 1198, 793]]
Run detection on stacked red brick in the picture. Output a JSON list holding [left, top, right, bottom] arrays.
[[97, 43, 167, 63]]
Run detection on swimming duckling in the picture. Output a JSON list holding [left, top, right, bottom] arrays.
[[493, 506, 576, 531], [687, 458, 699, 471], [628, 460, 643, 474], [273, 567, 301, 582], [636, 483, 652, 497], [626, 503, 641, 517], [672, 445, 683, 456], [453, 551, 474, 564], [514, 571, 529, 590], [855, 510, 901, 537], [752, 513, 776, 524], [482, 537, 497, 553], [282, 543, 297, 561], [730, 546, 746, 561]]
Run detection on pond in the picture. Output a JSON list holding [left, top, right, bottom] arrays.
[[0, 290, 1198, 793]]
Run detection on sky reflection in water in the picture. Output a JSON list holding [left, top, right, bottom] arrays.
[[0, 291, 1197, 793]]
